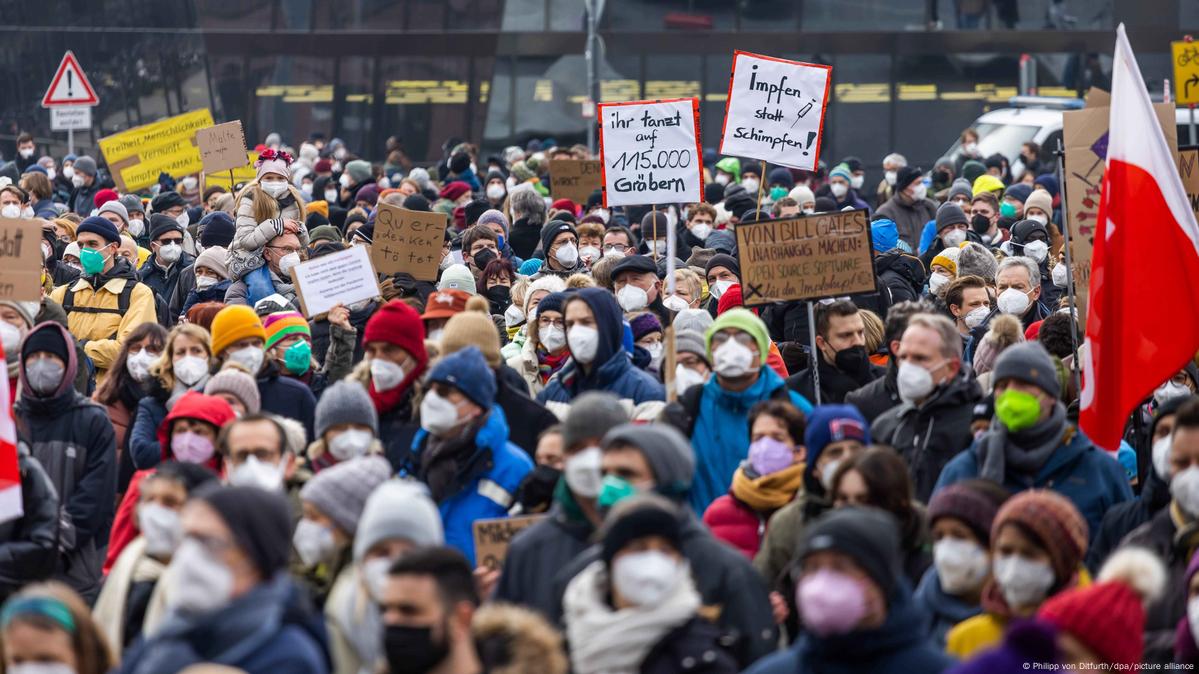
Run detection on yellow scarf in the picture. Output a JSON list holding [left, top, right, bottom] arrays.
[[731, 463, 805, 512]]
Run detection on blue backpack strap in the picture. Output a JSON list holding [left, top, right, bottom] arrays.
[[244, 265, 275, 308]]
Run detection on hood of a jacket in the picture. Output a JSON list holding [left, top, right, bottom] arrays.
[[18, 321, 78, 401], [572, 287, 625, 375], [155, 391, 237, 454], [874, 250, 926, 287]]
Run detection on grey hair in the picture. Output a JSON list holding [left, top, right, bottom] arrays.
[[883, 153, 907, 168], [998, 255, 1041, 289], [510, 188, 545, 226], [906, 313, 963, 360]]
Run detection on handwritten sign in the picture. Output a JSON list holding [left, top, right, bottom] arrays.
[[196, 121, 248, 175], [599, 98, 702, 208], [0, 218, 46, 302], [291, 245, 381, 318], [735, 210, 875, 305], [205, 152, 258, 191], [719, 51, 832, 171], [98, 108, 215, 192], [1179, 148, 1199, 224], [550, 159, 603, 205], [370, 202, 448, 281], [472, 515, 546, 571]]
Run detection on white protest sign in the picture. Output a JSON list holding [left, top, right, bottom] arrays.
[[290, 245, 381, 318], [719, 51, 832, 171], [599, 98, 703, 207]]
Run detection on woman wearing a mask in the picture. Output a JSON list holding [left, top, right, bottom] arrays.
[[14, 322, 118, 603], [305, 380, 385, 473], [507, 282, 569, 395], [564, 496, 739, 674], [914, 480, 1010, 648], [128, 324, 215, 472], [354, 301, 429, 469], [629, 312, 664, 375], [228, 148, 309, 284], [105, 392, 236, 580], [179, 246, 232, 318], [944, 489, 1089, 660], [703, 401, 805, 560], [476, 258, 516, 316], [93, 323, 168, 494], [93, 462, 218, 650], [1, 582, 114, 674]]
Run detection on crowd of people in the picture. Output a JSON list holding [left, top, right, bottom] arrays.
[[0, 126, 1193, 674]]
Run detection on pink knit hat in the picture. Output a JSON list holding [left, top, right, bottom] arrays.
[[255, 148, 293, 181]]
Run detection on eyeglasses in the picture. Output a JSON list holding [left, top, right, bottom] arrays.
[[267, 245, 302, 256], [157, 238, 184, 246], [538, 316, 565, 329], [603, 244, 628, 253], [710, 331, 756, 347]]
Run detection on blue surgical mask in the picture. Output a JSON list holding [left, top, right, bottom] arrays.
[[497, 234, 505, 250]]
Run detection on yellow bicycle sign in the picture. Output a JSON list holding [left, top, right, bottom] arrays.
[[1173, 41, 1199, 105]]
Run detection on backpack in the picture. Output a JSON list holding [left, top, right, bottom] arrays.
[[60, 281, 138, 339]]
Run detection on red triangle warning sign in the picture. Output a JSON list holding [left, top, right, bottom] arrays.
[[42, 51, 99, 108]]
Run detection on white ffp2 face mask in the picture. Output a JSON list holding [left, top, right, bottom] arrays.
[[611, 550, 684, 607], [563, 446, 602, 498], [617, 284, 649, 312], [933, 538, 990, 595], [993, 554, 1055, 609], [169, 538, 234, 614], [228, 346, 265, 373], [370, 358, 406, 391], [420, 390, 463, 436], [997, 288, 1031, 315], [568, 325, 599, 364], [713, 339, 755, 378]]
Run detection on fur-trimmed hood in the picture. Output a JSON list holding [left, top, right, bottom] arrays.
[[473, 602, 567, 674]]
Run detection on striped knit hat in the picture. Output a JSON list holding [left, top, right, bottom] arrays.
[[263, 311, 311, 350]]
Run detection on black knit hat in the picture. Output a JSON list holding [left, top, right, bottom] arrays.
[[540, 220, 576, 255], [896, 166, 923, 191], [704, 253, 741, 280], [464, 198, 491, 228], [148, 213, 184, 242], [21, 323, 69, 363], [600, 496, 683, 566], [403, 194, 431, 212], [150, 190, 187, 214], [194, 484, 293, 578], [199, 212, 235, 248], [798, 507, 903, 600]]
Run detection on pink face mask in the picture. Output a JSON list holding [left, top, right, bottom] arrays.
[[797, 569, 868, 636], [172, 431, 215, 464], [748, 437, 794, 476]]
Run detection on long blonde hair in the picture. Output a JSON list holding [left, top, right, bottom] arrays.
[[150, 323, 214, 390], [234, 178, 307, 224]]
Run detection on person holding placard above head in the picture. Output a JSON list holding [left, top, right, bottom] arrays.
[[50, 216, 158, 380], [227, 148, 308, 284]]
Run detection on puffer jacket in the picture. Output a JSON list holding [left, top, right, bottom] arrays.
[[14, 322, 116, 602], [228, 189, 307, 281], [875, 192, 939, 249], [224, 265, 301, 312], [703, 493, 770, 560], [872, 372, 983, 502], [48, 258, 158, 375], [139, 251, 196, 309], [0, 445, 60, 601], [399, 405, 533, 565], [507, 335, 549, 396], [874, 249, 926, 306]]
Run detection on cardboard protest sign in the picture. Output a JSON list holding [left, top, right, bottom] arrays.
[[98, 108, 214, 191], [719, 51, 832, 171], [598, 98, 703, 207], [370, 202, 448, 281], [291, 245, 381, 318], [1062, 95, 1175, 321], [0, 218, 48, 302], [735, 210, 875, 305], [196, 120, 248, 175], [550, 159, 603, 205], [1179, 147, 1199, 224], [472, 515, 546, 571]]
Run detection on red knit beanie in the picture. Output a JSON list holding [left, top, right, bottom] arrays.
[[363, 300, 429, 376], [717, 283, 744, 315], [1038, 548, 1166, 668]]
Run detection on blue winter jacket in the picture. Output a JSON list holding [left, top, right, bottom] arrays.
[[688, 367, 812, 513], [403, 405, 533, 565], [914, 566, 982, 649], [744, 579, 954, 674], [129, 396, 169, 470], [536, 287, 665, 406], [257, 363, 317, 440], [932, 425, 1133, 539]]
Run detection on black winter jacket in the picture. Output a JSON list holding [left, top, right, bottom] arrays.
[[0, 447, 60, 601], [1087, 466, 1172, 571], [845, 364, 902, 423], [639, 617, 739, 674]]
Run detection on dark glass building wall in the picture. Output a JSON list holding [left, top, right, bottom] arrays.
[[0, 0, 1188, 172]]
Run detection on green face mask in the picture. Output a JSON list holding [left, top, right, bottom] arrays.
[[1000, 201, 1017, 219], [597, 474, 638, 509], [769, 186, 789, 202], [283, 340, 312, 375], [79, 246, 108, 276], [995, 388, 1042, 432]]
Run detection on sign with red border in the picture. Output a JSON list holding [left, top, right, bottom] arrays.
[[598, 97, 703, 207], [718, 51, 831, 171], [42, 51, 100, 107]]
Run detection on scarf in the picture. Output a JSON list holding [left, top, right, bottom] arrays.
[[93, 537, 166, 651], [564, 560, 700, 674], [418, 415, 488, 503], [327, 566, 383, 674], [978, 401, 1067, 485], [537, 346, 569, 384], [368, 366, 420, 416], [731, 463, 805, 511]]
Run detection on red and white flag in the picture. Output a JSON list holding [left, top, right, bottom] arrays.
[[0, 339, 20, 524], [1080, 24, 1199, 451]]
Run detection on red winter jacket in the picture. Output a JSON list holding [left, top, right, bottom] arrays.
[[703, 494, 769, 560]]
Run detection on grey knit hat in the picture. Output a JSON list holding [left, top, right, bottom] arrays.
[[204, 366, 261, 414], [934, 201, 968, 235], [562, 392, 629, 451], [0, 301, 38, 329], [947, 178, 973, 204], [601, 423, 696, 498], [119, 193, 145, 215], [97, 200, 129, 226], [353, 480, 444, 561], [991, 341, 1061, 400], [315, 380, 379, 439], [672, 308, 714, 335], [299, 456, 393, 537], [674, 329, 710, 366], [72, 155, 97, 177]]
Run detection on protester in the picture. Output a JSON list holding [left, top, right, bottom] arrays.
[[92, 322, 168, 490], [1, 582, 114, 674], [356, 300, 428, 469], [128, 323, 215, 470], [379, 546, 482, 674], [788, 300, 883, 403]]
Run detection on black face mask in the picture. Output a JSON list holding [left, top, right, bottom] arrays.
[[473, 247, 497, 270], [515, 464, 561, 513], [971, 214, 992, 235], [485, 285, 511, 313], [833, 345, 871, 377], [932, 169, 951, 184], [385, 624, 450, 674]]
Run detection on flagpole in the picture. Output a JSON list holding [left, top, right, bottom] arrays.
[[1055, 138, 1082, 393]]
